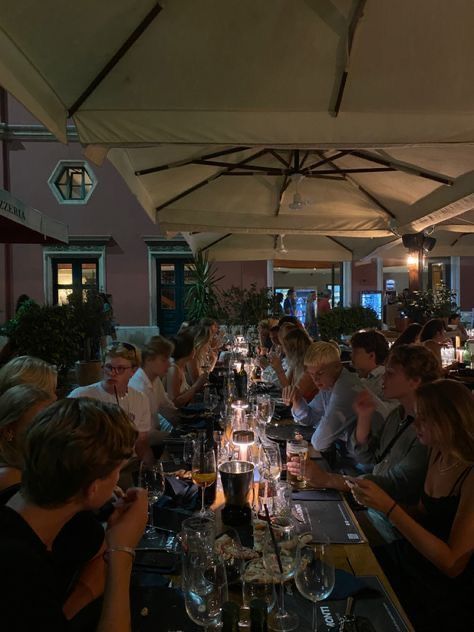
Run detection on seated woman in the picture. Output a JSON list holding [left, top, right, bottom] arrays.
[[391, 322, 422, 348], [420, 318, 449, 370], [448, 312, 469, 344], [166, 332, 208, 407], [199, 317, 222, 354], [0, 384, 54, 502], [186, 323, 217, 383], [257, 318, 278, 354], [0, 355, 58, 400], [270, 328, 318, 401], [352, 379, 474, 631]]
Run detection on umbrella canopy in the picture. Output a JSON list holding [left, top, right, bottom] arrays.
[[0, 188, 68, 244], [108, 143, 474, 260], [0, 0, 473, 145]]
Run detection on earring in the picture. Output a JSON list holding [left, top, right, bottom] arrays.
[[3, 428, 14, 443]]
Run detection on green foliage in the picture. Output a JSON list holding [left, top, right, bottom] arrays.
[[398, 283, 457, 322], [318, 306, 380, 341], [185, 252, 224, 321], [3, 300, 82, 374], [67, 288, 107, 361], [220, 284, 274, 326]]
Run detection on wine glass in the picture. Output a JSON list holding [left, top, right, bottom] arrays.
[[138, 461, 165, 540], [295, 537, 335, 632], [262, 515, 299, 631], [192, 445, 217, 515], [183, 555, 228, 630], [256, 395, 276, 428]]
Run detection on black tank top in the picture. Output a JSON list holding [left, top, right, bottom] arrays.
[[421, 457, 473, 542]]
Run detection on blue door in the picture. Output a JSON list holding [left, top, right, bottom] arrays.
[[156, 259, 193, 336]]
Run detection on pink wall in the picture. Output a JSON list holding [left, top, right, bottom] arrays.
[[351, 260, 378, 304], [215, 261, 268, 291]]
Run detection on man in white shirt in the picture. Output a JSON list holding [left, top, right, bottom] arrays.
[[69, 342, 153, 464], [129, 335, 179, 432]]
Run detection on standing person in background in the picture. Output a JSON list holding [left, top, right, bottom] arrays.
[[317, 290, 332, 315], [100, 293, 117, 349], [283, 288, 297, 316], [305, 290, 318, 339]]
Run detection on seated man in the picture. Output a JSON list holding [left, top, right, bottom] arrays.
[[0, 397, 147, 631], [283, 341, 365, 454], [69, 342, 153, 465], [129, 335, 178, 432], [350, 329, 397, 418], [289, 344, 440, 542]]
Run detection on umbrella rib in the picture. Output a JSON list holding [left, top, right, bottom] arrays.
[[349, 150, 454, 185], [155, 149, 268, 213], [268, 150, 291, 168], [330, 0, 367, 117], [302, 151, 350, 173], [315, 151, 396, 219], [194, 160, 285, 175], [275, 175, 290, 217], [67, 2, 163, 117], [450, 233, 468, 247], [326, 236, 353, 254], [199, 233, 232, 253], [135, 146, 250, 176]]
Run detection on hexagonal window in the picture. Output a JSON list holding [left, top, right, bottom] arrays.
[[48, 160, 97, 205]]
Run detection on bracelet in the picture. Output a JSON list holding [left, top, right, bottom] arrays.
[[385, 501, 397, 519], [104, 546, 136, 562]]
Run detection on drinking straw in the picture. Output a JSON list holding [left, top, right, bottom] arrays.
[[113, 385, 120, 407], [263, 503, 284, 575]]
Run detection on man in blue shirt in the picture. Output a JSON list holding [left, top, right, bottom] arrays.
[[283, 341, 367, 452]]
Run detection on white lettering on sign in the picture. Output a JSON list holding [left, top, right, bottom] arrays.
[[320, 606, 336, 628]]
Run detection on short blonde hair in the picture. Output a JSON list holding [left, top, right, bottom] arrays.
[[141, 336, 174, 365], [0, 384, 53, 468], [0, 356, 57, 399], [304, 341, 341, 367], [104, 342, 141, 367]]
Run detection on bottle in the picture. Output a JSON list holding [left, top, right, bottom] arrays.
[[236, 362, 248, 399], [222, 600, 240, 632], [250, 598, 268, 632]]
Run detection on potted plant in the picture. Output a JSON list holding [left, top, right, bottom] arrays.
[[185, 252, 224, 321], [397, 283, 457, 324], [1, 300, 82, 392], [67, 288, 108, 385], [220, 284, 274, 327], [317, 306, 380, 342]]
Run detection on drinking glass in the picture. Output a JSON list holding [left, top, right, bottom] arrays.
[[262, 516, 299, 631], [192, 445, 217, 515], [242, 558, 276, 624], [183, 437, 195, 467], [138, 461, 165, 540], [257, 395, 276, 427], [295, 537, 335, 632], [259, 440, 282, 481], [183, 555, 228, 630]]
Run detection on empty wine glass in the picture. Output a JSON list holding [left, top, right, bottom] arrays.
[[138, 461, 165, 540], [183, 555, 228, 630], [259, 440, 282, 481], [295, 536, 335, 632], [262, 515, 299, 631], [191, 444, 217, 515], [257, 395, 276, 427]]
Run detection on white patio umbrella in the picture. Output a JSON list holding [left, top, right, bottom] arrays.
[[0, 0, 473, 146]]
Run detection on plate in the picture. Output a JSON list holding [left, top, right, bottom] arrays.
[[265, 424, 314, 442]]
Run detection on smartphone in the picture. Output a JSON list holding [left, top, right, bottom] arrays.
[[134, 549, 179, 574]]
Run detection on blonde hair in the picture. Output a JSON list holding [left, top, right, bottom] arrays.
[[0, 384, 53, 468], [304, 341, 341, 367], [104, 342, 141, 367], [416, 380, 474, 464], [0, 356, 57, 399], [258, 318, 278, 331], [282, 329, 312, 384], [141, 336, 174, 366]]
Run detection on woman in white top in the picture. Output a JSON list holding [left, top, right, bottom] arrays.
[[166, 332, 207, 407]]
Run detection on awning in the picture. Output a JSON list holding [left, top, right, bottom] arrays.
[[0, 188, 68, 244], [0, 1, 473, 146]]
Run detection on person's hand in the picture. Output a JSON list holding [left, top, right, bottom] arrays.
[[353, 389, 376, 417], [195, 372, 209, 390], [350, 478, 394, 514], [269, 355, 283, 371], [282, 385, 300, 406], [106, 487, 148, 549]]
